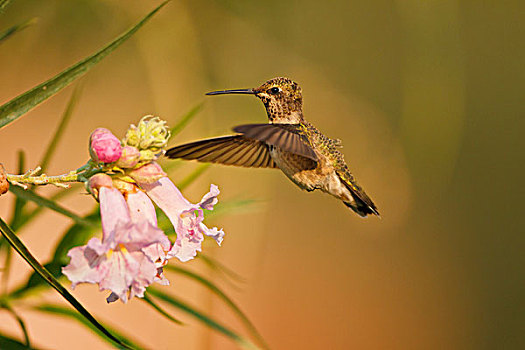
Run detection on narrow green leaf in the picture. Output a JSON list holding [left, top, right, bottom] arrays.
[[169, 102, 204, 137], [206, 198, 259, 219], [0, 1, 169, 129], [0, 303, 31, 348], [9, 151, 27, 230], [1, 246, 12, 294], [8, 210, 99, 298], [198, 253, 246, 284], [0, 0, 11, 13], [34, 304, 146, 350], [0, 218, 132, 349], [0, 331, 31, 350], [177, 163, 210, 190], [165, 265, 268, 349], [9, 185, 96, 228], [0, 18, 37, 44], [142, 293, 184, 325], [147, 288, 259, 350], [160, 158, 183, 173], [40, 85, 82, 172], [156, 208, 175, 237], [19, 183, 83, 230], [51, 209, 99, 262], [15, 261, 62, 298]]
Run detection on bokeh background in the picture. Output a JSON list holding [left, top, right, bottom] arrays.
[[0, 0, 524, 349]]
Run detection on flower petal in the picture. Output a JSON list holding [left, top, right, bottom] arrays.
[[199, 184, 220, 210], [113, 220, 170, 253], [100, 187, 131, 243], [98, 250, 140, 303], [200, 223, 224, 246], [168, 235, 202, 262], [128, 251, 157, 300], [62, 245, 105, 289], [126, 189, 158, 227], [139, 177, 193, 215]]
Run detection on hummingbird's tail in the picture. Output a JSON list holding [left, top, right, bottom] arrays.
[[339, 174, 380, 217], [343, 199, 380, 217]]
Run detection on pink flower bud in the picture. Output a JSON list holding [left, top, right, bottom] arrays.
[[89, 128, 122, 163], [87, 173, 114, 199], [116, 146, 140, 169], [128, 162, 167, 184]]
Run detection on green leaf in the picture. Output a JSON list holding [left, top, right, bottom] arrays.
[[40, 85, 82, 173], [9, 151, 27, 230], [0, 0, 11, 13], [177, 163, 211, 190], [147, 288, 259, 350], [0, 18, 37, 44], [18, 183, 83, 230], [0, 302, 31, 348], [34, 304, 146, 350], [9, 210, 99, 298], [165, 265, 268, 349], [0, 218, 132, 349], [206, 198, 259, 219], [142, 293, 184, 325], [17, 261, 62, 297], [51, 209, 99, 262], [0, 331, 31, 350], [0, 1, 169, 129], [9, 185, 96, 228], [169, 102, 204, 137], [195, 253, 245, 291]]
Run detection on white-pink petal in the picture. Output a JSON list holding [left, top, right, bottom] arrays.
[[99, 187, 131, 242], [62, 246, 104, 288], [127, 190, 158, 226]]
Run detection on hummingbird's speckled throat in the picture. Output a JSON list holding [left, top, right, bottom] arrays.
[[166, 77, 379, 217]]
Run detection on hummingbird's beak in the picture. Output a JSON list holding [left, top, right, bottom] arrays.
[[205, 88, 255, 96]]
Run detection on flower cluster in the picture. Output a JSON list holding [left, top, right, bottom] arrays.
[[62, 117, 224, 303]]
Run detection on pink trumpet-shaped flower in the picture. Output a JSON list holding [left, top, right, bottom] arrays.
[[62, 186, 170, 303], [135, 168, 224, 262]]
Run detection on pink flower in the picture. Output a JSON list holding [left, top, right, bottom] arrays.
[[137, 172, 224, 262], [62, 186, 170, 303], [89, 128, 122, 163]]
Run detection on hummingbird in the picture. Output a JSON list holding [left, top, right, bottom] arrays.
[[166, 77, 379, 217]]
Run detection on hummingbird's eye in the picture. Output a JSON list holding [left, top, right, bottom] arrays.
[[268, 87, 281, 95]]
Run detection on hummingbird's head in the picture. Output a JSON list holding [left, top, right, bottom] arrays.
[[252, 77, 303, 122], [206, 77, 304, 123]]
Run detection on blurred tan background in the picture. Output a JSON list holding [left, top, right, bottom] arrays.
[[0, 0, 524, 349]]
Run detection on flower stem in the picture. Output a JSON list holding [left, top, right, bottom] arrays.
[[6, 163, 99, 188]]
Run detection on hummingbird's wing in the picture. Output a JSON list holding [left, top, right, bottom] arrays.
[[233, 124, 318, 161], [165, 136, 278, 168]]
